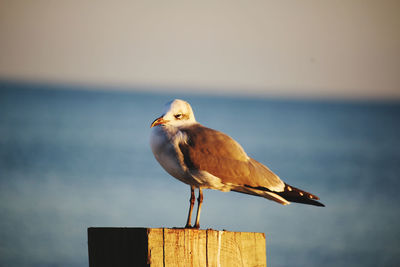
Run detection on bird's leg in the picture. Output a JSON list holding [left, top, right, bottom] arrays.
[[185, 186, 195, 228], [194, 188, 203, 229]]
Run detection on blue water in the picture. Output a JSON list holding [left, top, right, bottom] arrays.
[[1, 81, 400, 267]]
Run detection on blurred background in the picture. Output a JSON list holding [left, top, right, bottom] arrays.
[[1, 1, 400, 266]]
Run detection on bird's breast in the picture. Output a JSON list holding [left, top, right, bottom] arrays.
[[150, 126, 193, 185]]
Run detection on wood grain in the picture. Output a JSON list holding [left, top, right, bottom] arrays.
[[88, 227, 266, 267]]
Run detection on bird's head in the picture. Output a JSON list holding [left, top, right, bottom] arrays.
[[151, 99, 196, 128]]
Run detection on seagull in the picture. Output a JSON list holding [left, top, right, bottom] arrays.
[[150, 99, 324, 229]]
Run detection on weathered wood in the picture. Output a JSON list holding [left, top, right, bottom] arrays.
[[88, 227, 266, 267]]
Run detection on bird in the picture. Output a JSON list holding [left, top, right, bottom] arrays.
[[150, 99, 324, 229]]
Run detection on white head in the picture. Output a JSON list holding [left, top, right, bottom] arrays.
[[151, 99, 197, 128]]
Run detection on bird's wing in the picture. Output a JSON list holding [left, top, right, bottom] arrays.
[[178, 124, 285, 192]]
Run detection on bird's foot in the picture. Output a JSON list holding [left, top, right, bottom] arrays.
[[184, 224, 200, 229]]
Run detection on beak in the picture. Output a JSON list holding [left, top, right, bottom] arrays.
[[150, 116, 168, 128]]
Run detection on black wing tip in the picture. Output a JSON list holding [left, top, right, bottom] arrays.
[[244, 183, 325, 207], [315, 201, 325, 207], [281, 183, 325, 207], [291, 197, 325, 207], [279, 195, 325, 207]]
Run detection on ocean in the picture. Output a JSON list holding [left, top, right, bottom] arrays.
[[1, 81, 399, 267]]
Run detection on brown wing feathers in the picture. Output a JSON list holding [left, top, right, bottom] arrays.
[[179, 124, 250, 180], [179, 124, 324, 207]]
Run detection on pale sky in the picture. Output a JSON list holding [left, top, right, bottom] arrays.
[[0, 0, 399, 99]]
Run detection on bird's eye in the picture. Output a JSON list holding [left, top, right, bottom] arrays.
[[174, 114, 183, 119]]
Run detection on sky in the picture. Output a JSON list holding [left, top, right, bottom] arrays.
[[0, 0, 399, 99]]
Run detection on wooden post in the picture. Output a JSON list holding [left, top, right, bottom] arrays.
[[88, 227, 266, 267]]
